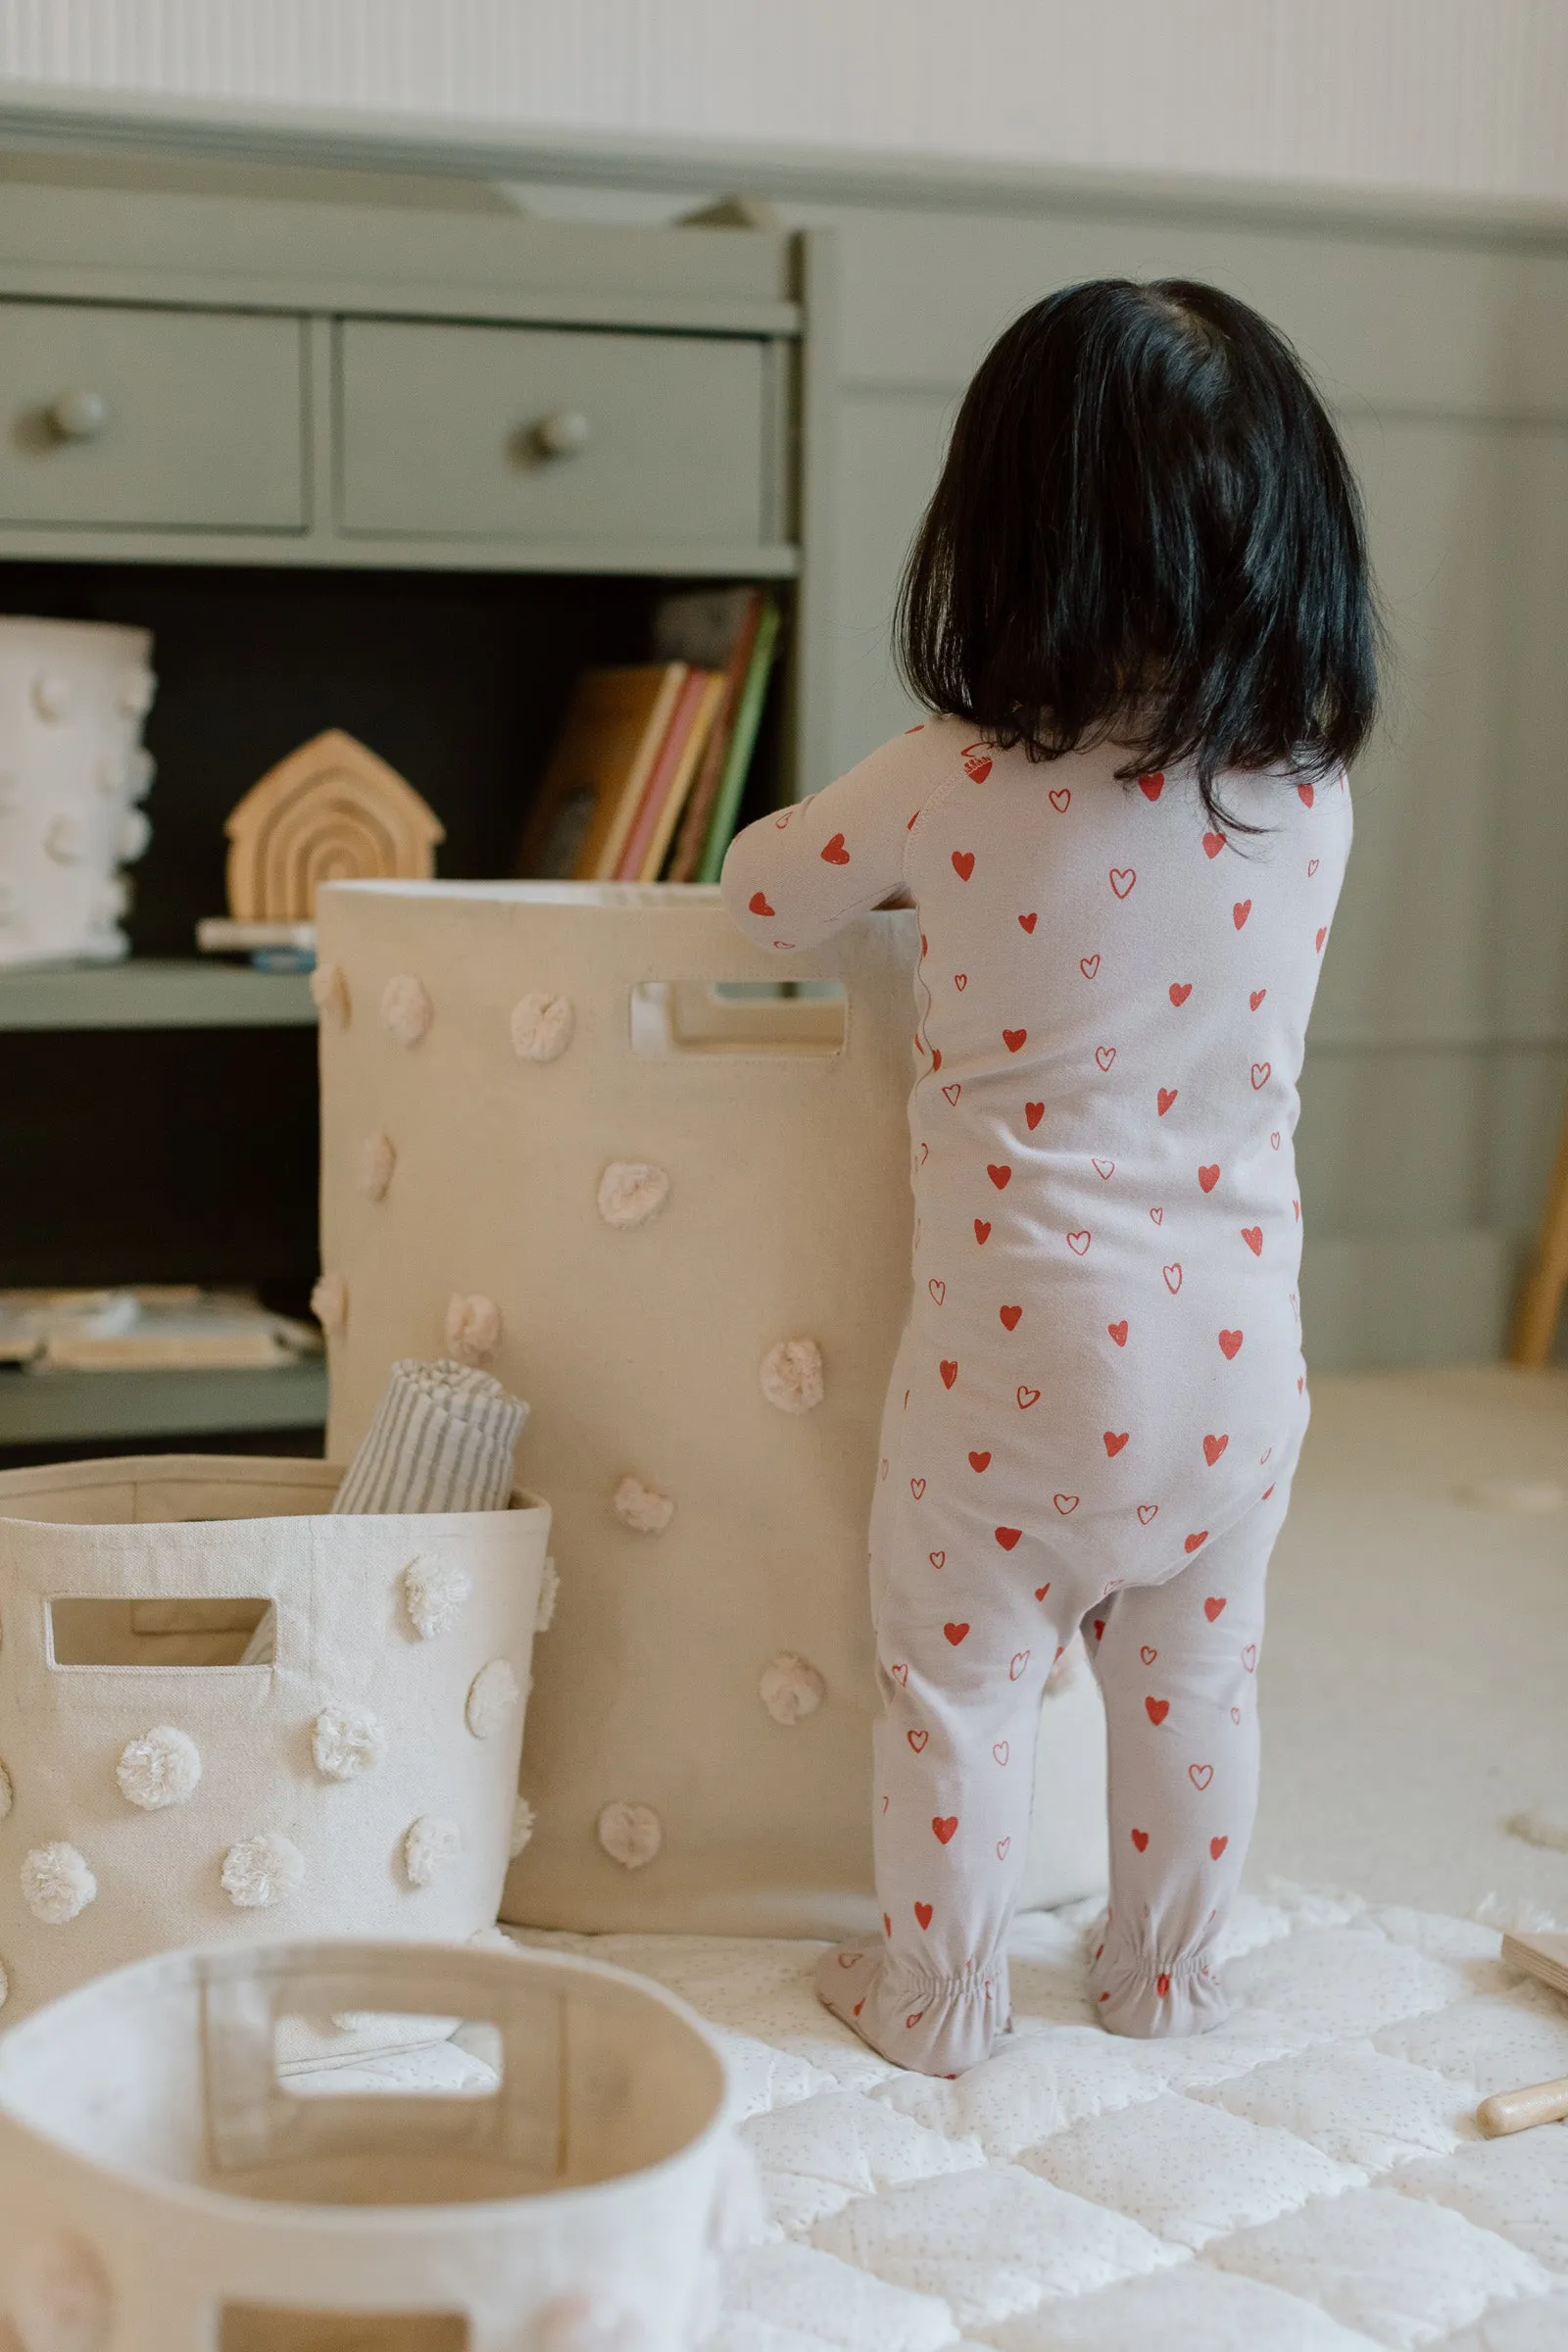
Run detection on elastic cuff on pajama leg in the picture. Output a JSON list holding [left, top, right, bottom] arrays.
[[1088, 1927, 1228, 2038], [815, 1940, 1009, 2075]]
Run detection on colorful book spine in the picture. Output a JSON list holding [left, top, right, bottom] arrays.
[[665, 589, 764, 884], [613, 667, 714, 883], [695, 597, 783, 886], [640, 671, 726, 882]]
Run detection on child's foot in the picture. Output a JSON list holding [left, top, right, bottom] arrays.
[[1088, 1936, 1229, 2036], [814, 1940, 1007, 2075]]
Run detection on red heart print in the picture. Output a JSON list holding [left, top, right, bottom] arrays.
[[1218, 1329, 1243, 1358], [1103, 1430, 1129, 1456], [1034, 1584, 1051, 1601], [1242, 1226, 1263, 1255], [914, 1899, 934, 1928], [931, 1048, 941, 1069], [1001, 1304, 1022, 1330], [891, 1666, 907, 1687], [918, 1143, 929, 1162], [974, 1219, 991, 1244], [1018, 911, 1038, 932], [1189, 1763, 1213, 1789], [952, 850, 975, 880], [944, 1622, 970, 1644], [962, 745, 993, 782], [1210, 1835, 1229, 1861], [773, 939, 795, 950], [1163, 1262, 1183, 1294], [1202, 1434, 1229, 1466], [910, 1477, 926, 1497], [1250, 989, 1267, 1010], [1026, 1102, 1045, 1129], [1263, 1480, 1276, 1500], [820, 833, 850, 864], [1004, 1027, 1027, 1053], [1231, 1705, 1242, 1724], [749, 891, 774, 916], [1156, 1972, 1171, 1996], [1202, 831, 1225, 859], [1294, 1199, 1300, 1221], [1315, 924, 1329, 954], [1139, 772, 1164, 800], [943, 1082, 962, 1104], [905, 2011, 924, 2029], [1049, 786, 1070, 811], [1243, 1642, 1257, 1670], [940, 1359, 957, 1388], [932, 1815, 958, 1843], [1234, 900, 1251, 929], [1307, 857, 1320, 876], [1185, 1530, 1209, 1553], [1157, 1087, 1178, 1116], [1199, 1163, 1220, 1193], [1204, 1595, 1227, 1622], [1080, 954, 1101, 978], [1169, 982, 1192, 1005], [1108, 1320, 1129, 1347], [1298, 781, 1315, 808], [1017, 1385, 1041, 1409], [1009, 1649, 1030, 1681], [995, 1527, 1021, 1550], [907, 1728, 928, 1751], [1150, 1206, 1164, 1224], [1251, 1061, 1271, 1090], [996, 1836, 1011, 1860], [1141, 1643, 1157, 1664], [1146, 1695, 1170, 1725], [1053, 1493, 1079, 1514], [1137, 1502, 1158, 1524], [1093, 1157, 1115, 1179], [988, 1163, 1011, 1189], [955, 972, 967, 991], [1131, 1828, 1150, 1852], [775, 810, 793, 827], [1092, 1621, 1105, 1641], [928, 1549, 946, 1568], [1109, 867, 1137, 898], [968, 1449, 991, 1472], [1270, 1131, 1281, 1150], [993, 1740, 1009, 1764], [929, 1278, 946, 1303], [1067, 1231, 1092, 1254], [1096, 1044, 1117, 1070], [837, 1950, 858, 1967]]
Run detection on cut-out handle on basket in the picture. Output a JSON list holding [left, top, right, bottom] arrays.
[[48, 1596, 275, 1669], [203, 1951, 560, 2177], [630, 977, 847, 1057], [220, 2310, 467, 2350]]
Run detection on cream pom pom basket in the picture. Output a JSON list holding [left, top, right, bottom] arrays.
[[0, 1453, 551, 2029], [0, 1935, 735, 2350]]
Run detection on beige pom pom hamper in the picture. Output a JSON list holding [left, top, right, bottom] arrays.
[[317, 881, 1107, 1938], [0, 1935, 733, 2350], [0, 1454, 550, 2025]]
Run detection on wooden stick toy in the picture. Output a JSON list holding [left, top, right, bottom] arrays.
[[1478, 1935, 1568, 2134]]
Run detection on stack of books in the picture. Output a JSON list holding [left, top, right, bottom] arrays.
[[516, 586, 782, 886]]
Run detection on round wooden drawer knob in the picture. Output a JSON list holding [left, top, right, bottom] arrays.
[[533, 408, 591, 459], [47, 388, 110, 442]]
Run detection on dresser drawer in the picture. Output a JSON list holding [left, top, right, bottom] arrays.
[[0, 302, 307, 531], [338, 318, 772, 549]]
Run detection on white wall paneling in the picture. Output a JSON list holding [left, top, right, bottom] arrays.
[[4, 2, 1568, 206]]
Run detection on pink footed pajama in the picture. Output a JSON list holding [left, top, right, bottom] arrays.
[[722, 715, 1349, 2073]]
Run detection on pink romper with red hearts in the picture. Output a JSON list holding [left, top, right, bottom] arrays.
[[721, 715, 1350, 2072]]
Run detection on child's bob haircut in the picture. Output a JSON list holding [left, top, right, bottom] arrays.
[[898, 277, 1380, 829]]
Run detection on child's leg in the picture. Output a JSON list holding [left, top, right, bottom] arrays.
[[817, 1521, 1081, 2076], [1086, 1474, 1293, 2036]]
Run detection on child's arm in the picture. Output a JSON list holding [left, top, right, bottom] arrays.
[[720, 728, 939, 951]]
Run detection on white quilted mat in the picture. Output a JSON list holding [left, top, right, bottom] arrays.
[[313, 1886, 1568, 2349]]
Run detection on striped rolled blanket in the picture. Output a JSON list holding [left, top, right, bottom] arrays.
[[331, 1358, 529, 1515]]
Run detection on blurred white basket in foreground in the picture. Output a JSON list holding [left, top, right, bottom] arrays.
[[0, 1935, 732, 2351], [0, 1454, 550, 2030]]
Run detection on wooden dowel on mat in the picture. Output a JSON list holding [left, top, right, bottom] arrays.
[[1477, 2077, 1568, 2136]]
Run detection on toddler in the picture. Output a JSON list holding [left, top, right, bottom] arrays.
[[721, 278, 1378, 2075]]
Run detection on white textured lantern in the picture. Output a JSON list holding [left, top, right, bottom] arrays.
[[0, 615, 157, 968]]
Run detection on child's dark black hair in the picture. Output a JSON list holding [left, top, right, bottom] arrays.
[[898, 277, 1380, 830]]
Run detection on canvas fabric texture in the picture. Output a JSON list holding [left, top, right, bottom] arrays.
[[0, 1937, 734, 2352], [331, 1357, 528, 1514], [316, 883, 1110, 1939], [0, 1454, 549, 2027]]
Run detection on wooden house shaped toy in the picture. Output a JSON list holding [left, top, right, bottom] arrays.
[[224, 728, 443, 922]]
